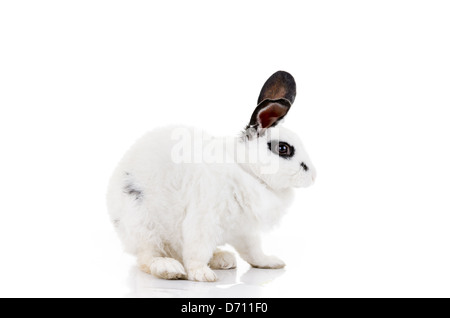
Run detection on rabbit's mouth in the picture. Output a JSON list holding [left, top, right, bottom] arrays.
[[292, 170, 315, 188]]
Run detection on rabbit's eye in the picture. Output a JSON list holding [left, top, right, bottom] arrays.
[[279, 144, 289, 154], [268, 141, 295, 158]]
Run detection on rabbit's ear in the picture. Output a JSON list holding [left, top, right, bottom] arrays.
[[257, 71, 296, 105], [247, 71, 296, 131]]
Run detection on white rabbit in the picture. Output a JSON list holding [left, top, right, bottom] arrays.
[[107, 71, 316, 282]]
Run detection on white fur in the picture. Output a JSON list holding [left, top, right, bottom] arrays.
[[107, 124, 315, 282]]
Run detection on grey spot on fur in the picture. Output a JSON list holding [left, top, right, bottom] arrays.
[[124, 183, 143, 201], [113, 219, 120, 227], [123, 172, 143, 201]]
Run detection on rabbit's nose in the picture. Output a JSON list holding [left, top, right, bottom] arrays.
[[311, 169, 317, 183]]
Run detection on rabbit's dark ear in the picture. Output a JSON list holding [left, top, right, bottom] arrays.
[[247, 71, 296, 131], [247, 99, 291, 130], [257, 70, 296, 105]]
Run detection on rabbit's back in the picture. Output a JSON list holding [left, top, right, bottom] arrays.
[[106, 126, 243, 255]]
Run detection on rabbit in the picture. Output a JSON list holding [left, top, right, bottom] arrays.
[[107, 71, 316, 282]]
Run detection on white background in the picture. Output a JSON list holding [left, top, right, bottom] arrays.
[[1, 1, 449, 297]]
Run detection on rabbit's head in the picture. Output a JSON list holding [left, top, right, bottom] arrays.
[[240, 71, 316, 190]]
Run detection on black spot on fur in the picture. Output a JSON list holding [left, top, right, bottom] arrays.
[[300, 162, 309, 171]]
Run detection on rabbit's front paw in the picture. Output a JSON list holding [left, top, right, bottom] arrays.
[[187, 265, 218, 282], [249, 256, 285, 269], [140, 257, 187, 280]]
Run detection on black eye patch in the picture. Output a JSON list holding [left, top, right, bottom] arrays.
[[268, 141, 295, 158]]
